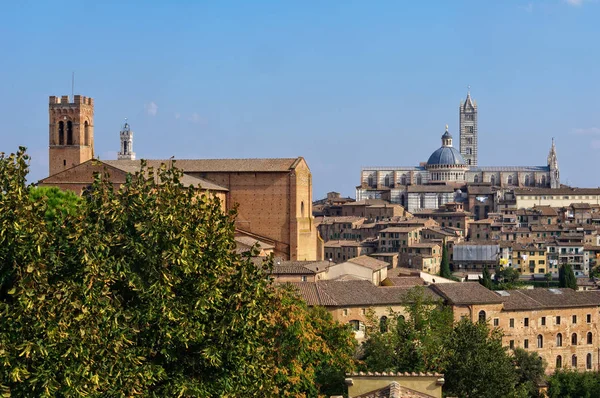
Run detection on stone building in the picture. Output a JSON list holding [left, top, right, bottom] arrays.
[[432, 283, 600, 374], [356, 91, 561, 212], [41, 94, 321, 261]]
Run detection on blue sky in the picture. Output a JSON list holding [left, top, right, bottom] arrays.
[[1, 0, 599, 198]]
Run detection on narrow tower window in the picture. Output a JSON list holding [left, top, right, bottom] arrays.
[[66, 121, 73, 145], [124, 141, 129, 154], [58, 121, 65, 145], [84, 121, 89, 146]]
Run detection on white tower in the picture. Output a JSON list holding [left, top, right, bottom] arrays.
[[118, 119, 135, 160]]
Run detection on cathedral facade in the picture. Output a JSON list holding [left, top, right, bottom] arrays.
[[356, 91, 560, 212]]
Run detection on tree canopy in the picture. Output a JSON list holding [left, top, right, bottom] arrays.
[[0, 148, 356, 397], [360, 286, 453, 374]]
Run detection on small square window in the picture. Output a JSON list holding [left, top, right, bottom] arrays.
[[343, 309, 348, 316], [510, 318, 515, 328], [509, 340, 515, 349], [524, 318, 529, 327], [301, 275, 307, 282], [587, 314, 592, 323], [556, 316, 561, 325], [524, 339, 529, 349], [361, 308, 366, 315], [493, 318, 499, 327], [541, 317, 546, 326]]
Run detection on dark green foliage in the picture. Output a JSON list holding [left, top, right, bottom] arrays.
[[548, 370, 600, 398], [361, 286, 453, 374], [0, 148, 356, 397], [479, 266, 493, 289], [444, 319, 519, 398], [440, 243, 452, 279], [559, 264, 577, 290], [512, 348, 546, 398]]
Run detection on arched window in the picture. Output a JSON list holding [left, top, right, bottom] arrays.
[[507, 175, 513, 185], [537, 335, 543, 348], [474, 175, 479, 183], [587, 353, 592, 370], [572, 355, 578, 368], [301, 201, 305, 217], [525, 175, 530, 187], [490, 175, 496, 185], [438, 194, 443, 208], [557, 333, 563, 347], [541, 175, 547, 187], [420, 194, 425, 209], [84, 121, 89, 145], [478, 310, 486, 323], [587, 332, 593, 345], [384, 175, 390, 187], [58, 121, 65, 145], [401, 175, 407, 185], [348, 320, 361, 331], [416, 175, 422, 185], [123, 141, 129, 154], [556, 355, 562, 369], [380, 316, 389, 333], [368, 175, 374, 187], [66, 121, 73, 145], [572, 333, 578, 345], [398, 315, 406, 322]]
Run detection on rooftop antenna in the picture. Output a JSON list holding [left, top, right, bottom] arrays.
[[71, 72, 75, 99]]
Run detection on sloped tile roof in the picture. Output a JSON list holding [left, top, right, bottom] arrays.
[[432, 282, 504, 305], [105, 157, 303, 173], [103, 160, 228, 191], [346, 255, 389, 270]]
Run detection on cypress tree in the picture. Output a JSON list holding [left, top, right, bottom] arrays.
[[479, 266, 494, 290], [559, 264, 577, 290], [440, 243, 452, 279]]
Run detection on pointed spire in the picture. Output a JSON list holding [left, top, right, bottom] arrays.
[[463, 86, 475, 110]]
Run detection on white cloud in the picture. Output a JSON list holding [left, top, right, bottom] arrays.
[[565, 0, 584, 6], [571, 127, 600, 135], [144, 101, 158, 116], [175, 113, 181, 120]]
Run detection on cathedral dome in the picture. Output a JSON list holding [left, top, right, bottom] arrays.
[[427, 125, 466, 166], [427, 146, 466, 166]]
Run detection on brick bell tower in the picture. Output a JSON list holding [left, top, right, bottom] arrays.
[[48, 95, 94, 176]]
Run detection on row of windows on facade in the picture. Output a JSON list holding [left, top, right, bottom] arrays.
[[480, 311, 592, 327], [367, 174, 546, 187], [507, 332, 594, 349], [555, 354, 593, 370], [56, 121, 91, 146]]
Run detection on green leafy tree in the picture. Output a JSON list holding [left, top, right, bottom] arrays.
[[28, 186, 81, 224], [361, 286, 453, 374], [512, 348, 547, 398], [440, 243, 452, 279], [444, 318, 519, 398], [548, 370, 600, 398], [479, 266, 494, 290], [0, 148, 356, 397], [559, 264, 578, 290]]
